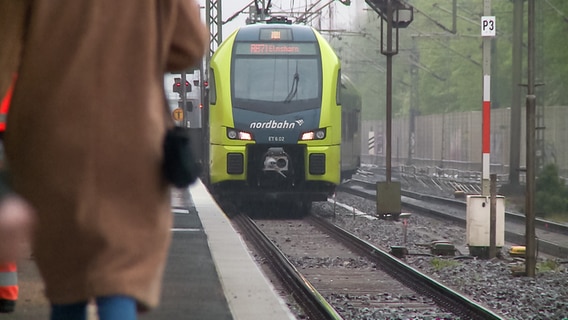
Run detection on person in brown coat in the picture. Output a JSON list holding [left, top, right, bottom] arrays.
[[0, 0, 208, 319]]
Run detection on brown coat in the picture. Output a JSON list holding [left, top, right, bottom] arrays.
[[0, 0, 207, 309]]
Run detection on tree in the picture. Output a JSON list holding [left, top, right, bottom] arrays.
[[331, 0, 568, 119], [535, 164, 568, 218]]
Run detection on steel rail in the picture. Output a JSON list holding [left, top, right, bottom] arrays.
[[348, 177, 568, 235], [232, 214, 343, 320], [308, 215, 504, 320], [339, 178, 568, 258]]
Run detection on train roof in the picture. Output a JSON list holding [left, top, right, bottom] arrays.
[[234, 23, 317, 42]]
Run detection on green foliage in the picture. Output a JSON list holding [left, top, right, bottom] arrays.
[[537, 259, 560, 272], [430, 257, 459, 271], [535, 164, 568, 218], [331, 0, 568, 119]]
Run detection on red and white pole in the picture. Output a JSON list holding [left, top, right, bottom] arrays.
[[480, 9, 495, 195], [482, 75, 491, 195]]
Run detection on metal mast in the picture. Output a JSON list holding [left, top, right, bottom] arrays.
[[203, 0, 222, 185], [205, 0, 222, 71], [508, 0, 523, 188], [525, 0, 537, 278]]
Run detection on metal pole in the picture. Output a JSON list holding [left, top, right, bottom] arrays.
[[525, 0, 537, 278], [508, 0, 523, 188], [403, 218, 408, 245], [205, 0, 222, 71], [204, 0, 221, 184], [260, 0, 266, 21], [481, 0, 492, 196], [385, 0, 394, 183], [181, 71, 187, 126], [407, 39, 418, 165], [489, 173, 497, 258]]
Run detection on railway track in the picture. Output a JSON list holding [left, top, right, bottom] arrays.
[[339, 177, 568, 259], [232, 213, 503, 319], [232, 213, 340, 320]]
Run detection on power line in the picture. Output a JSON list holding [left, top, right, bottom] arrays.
[[544, 0, 568, 23]]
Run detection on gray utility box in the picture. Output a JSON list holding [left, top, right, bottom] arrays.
[[466, 195, 505, 250], [376, 181, 401, 216]]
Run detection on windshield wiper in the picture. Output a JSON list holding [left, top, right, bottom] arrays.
[[284, 64, 299, 103]]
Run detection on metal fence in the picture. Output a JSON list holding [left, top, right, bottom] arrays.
[[363, 106, 568, 182]]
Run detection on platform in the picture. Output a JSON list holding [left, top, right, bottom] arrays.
[[9, 180, 295, 319]]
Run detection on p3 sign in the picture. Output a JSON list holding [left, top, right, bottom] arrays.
[[481, 16, 496, 37]]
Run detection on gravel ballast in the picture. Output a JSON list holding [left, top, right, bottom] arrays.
[[313, 192, 568, 320]]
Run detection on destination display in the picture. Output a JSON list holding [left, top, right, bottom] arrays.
[[235, 42, 317, 56], [259, 29, 293, 41]]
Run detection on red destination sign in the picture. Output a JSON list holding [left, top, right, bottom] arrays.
[[249, 44, 300, 54]]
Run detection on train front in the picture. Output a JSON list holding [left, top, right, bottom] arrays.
[[208, 22, 341, 206]]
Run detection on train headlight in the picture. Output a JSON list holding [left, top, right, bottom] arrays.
[[227, 129, 237, 139], [239, 132, 253, 140], [227, 128, 253, 141], [301, 132, 314, 140], [300, 128, 326, 141]]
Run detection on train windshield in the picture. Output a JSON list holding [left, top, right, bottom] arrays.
[[232, 42, 322, 114]]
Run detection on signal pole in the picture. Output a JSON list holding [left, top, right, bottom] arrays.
[[365, 0, 413, 217], [383, 1, 395, 184], [508, 0, 523, 188]]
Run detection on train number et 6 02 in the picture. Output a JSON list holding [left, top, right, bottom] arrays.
[[268, 136, 285, 142]]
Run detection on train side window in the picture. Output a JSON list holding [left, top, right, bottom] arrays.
[[209, 68, 217, 105], [336, 69, 342, 106], [342, 111, 347, 137], [352, 111, 360, 137], [349, 113, 356, 137], [347, 111, 353, 139]]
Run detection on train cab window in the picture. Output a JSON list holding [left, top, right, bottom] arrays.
[[233, 58, 320, 101], [209, 68, 217, 105], [231, 42, 322, 114], [336, 69, 342, 106]]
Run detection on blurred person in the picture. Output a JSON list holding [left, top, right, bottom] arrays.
[[0, 76, 36, 266], [0, 74, 36, 266], [0, 74, 36, 314], [0, 193, 34, 265], [0, 191, 34, 314], [0, 1, 207, 319]]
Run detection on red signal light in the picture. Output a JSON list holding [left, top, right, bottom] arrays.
[[174, 80, 189, 87], [173, 78, 191, 94]]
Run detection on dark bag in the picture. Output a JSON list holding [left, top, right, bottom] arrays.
[[156, 0, 200, 188], [162, 126, 201, 188]]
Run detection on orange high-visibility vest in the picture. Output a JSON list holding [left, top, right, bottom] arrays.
[[0, 77, 18, 313], [0, 76, 16, 133], [0, 262, 18, 313]]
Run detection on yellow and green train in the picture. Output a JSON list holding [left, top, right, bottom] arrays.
[[206, 17, 361, 215]]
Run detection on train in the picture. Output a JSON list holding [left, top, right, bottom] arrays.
[[205, 17, 361, 216]]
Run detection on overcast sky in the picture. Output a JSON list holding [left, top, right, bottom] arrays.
[[196, 0, 367, 40]]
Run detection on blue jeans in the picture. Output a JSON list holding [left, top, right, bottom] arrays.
[[50, 295, 137, 320]]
